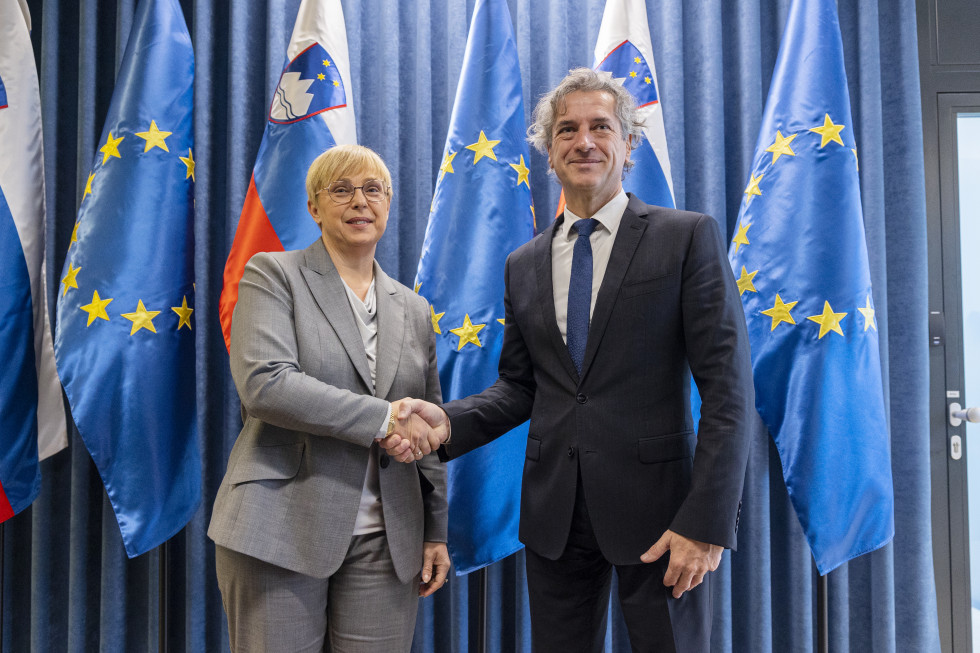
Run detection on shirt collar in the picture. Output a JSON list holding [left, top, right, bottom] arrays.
[[558, 191, 629, 241], [341, 276, 377, 315]]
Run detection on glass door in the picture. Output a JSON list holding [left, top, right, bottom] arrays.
[[934, 97, 980, 652], [958, 112, 980, 650]]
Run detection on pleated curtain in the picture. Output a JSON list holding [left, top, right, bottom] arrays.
[[1, 0, 937, 651]]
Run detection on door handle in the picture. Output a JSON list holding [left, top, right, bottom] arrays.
[[950, 402, 980, 427]]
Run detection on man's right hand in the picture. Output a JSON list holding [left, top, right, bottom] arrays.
[[380, 398, 450, 463]]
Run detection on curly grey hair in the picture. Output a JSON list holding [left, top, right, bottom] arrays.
[[527, 67, 645, 173]]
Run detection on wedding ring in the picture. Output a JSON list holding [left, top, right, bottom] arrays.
[[415, 449, 423, 458]]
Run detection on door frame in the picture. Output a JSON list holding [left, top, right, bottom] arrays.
[[930, 93, 980, 653]]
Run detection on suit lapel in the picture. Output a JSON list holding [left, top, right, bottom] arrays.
[[580, 195, 648, 378], [300, 241, 374, 391], [534, 218, 580, 382], [374, 262, 405, 400]]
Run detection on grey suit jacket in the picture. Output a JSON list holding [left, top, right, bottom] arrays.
[[441, 195, 753, 564], [208, 240, 447, 583]]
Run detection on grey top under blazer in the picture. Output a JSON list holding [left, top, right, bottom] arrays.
[[209, 240, 447, 583], [440, 195, 754, 565]]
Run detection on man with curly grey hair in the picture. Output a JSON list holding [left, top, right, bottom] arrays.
[[527, 66, 645, 176], [391, 67, 753, 652]]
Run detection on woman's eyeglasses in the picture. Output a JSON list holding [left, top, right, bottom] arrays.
[[319, 180, 388, 204]]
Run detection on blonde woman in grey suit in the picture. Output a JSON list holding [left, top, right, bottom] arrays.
[[209, 145, 450, 653]]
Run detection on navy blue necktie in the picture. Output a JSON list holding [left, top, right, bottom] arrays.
[[566, 218, 598, 374]]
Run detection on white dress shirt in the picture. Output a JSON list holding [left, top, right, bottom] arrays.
[[551, 191, 628, 342]]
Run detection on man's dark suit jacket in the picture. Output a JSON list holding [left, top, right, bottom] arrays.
[[440, 194, 754, 564]]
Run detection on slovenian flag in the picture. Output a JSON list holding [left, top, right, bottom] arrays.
[[0, 0, 68, 523], [555, 0, 674, 217], [218, 0, 356, 348], [593, 0, 674, 209]]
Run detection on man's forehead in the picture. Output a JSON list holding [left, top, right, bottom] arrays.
[[554, 91, 617, 121]]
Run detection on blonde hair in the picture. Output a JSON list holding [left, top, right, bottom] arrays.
[[305, 144, 393, 205]]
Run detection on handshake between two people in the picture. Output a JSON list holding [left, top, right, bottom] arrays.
[[380, 398, 450, 463]]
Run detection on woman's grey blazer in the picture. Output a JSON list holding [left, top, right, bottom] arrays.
[[208, 240, 447, 583]]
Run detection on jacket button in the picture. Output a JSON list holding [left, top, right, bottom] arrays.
[[567, 447, 575, 458], [380, 454, 390, 469], [576, 393, 587, 404]]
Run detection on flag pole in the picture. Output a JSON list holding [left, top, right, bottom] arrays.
[[816, 563, 828, 653], [476, 566, 488, 653], [158, 542, 168, 653]]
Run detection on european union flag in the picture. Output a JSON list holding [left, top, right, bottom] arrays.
[[728, 0, 894, 574], [415, 0, 535, 574], [54, 0, 199, 558]]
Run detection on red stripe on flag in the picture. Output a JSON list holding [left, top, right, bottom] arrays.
[[219, 176, 284, 350], [595, 40, 630, 69], [0, 484, 14, 522]]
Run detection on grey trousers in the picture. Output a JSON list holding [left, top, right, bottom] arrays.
[[215, 531, 420, 653]]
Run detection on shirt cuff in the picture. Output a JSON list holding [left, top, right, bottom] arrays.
[[375, 403, 393, 441]]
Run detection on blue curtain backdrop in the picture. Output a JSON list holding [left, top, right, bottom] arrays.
[[2, 0, 936, 651]]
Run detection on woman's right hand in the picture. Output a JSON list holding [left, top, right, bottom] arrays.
[[381, 398, 449, 462]]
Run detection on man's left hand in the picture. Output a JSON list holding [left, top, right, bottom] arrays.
[[640, 530, 722, 599]]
